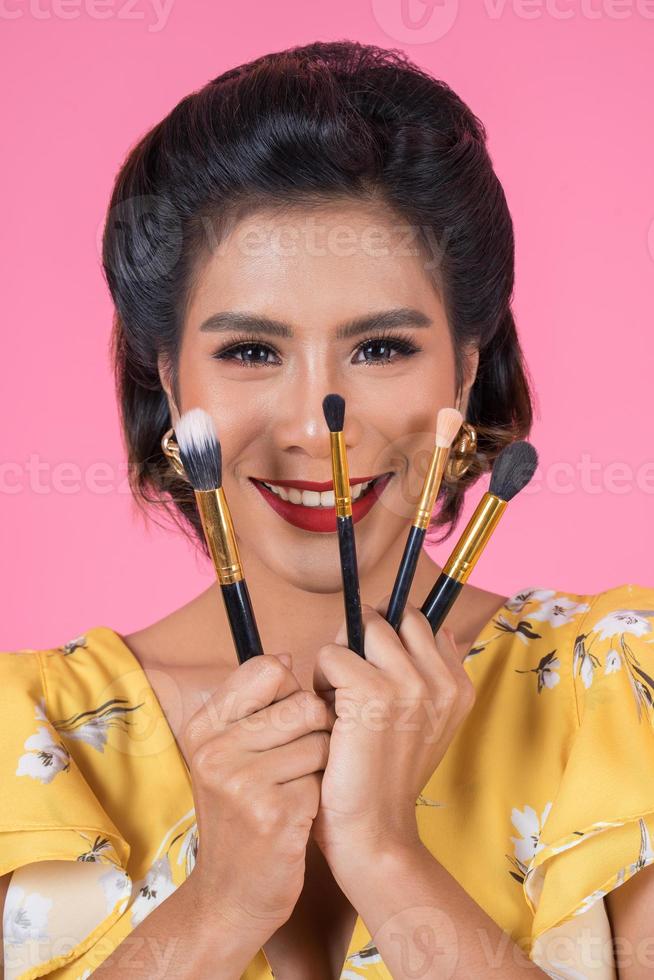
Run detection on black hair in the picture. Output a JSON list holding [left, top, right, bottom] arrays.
[[102, 39, 535, 558]]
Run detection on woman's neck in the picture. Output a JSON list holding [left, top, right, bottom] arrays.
[[150, 541, 506, 686]]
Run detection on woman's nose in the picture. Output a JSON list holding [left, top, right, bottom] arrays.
[[269, 381, 363, 462]]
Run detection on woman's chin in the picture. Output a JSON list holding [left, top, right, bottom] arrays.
[[265, 559, 349, 595]]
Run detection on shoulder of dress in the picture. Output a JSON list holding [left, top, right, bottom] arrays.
[[1, 626, 124, 658], [501, 582, 654, 627], [2, 627, 134, 710], [497, 584, 595, 635], [569, 582, 654, 640], [31, 625, 129, 661], [579, 580, 654, 608]]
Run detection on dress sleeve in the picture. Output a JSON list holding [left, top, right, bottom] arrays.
[[522, 583, 654, 976], [0, 649, 132, 980]]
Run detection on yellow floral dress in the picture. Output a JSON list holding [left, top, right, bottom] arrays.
[[2, 582, 654, 980]]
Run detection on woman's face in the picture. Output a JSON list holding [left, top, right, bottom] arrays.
[[162, 201, 478, 594]]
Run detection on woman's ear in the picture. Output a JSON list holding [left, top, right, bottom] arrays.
[[157, 353, 180, 426], [457, 344, 480, 417]]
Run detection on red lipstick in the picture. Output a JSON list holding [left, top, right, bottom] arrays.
[[250, 473, 393, 533]]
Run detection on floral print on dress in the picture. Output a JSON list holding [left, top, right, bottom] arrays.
[[15, 684, 146, 782], [463, 586, 589, 662], [343, 938, 383, 972], [572, 631, 600, 690], [60, 635, 88, 656], [74, 831, 133, 916], [502, 588, 590, 630], [52, 695, 145, 752], [416, 793, 443, 808], [513, 802, 554, 861], [504, 588, 557, 614], [98, 865, 133, 916], [591, 609, 654, 641], [3, 884, 53, 948], [76, 832, 120, 864], [171, 820, 198, 878], [465, 616, 541, 660], [515, 650, 561, 692], [572, 606, 654, 718], [527, 596, 591, 628], [15, 698, 71, 784], [129, 855, 177, 927]]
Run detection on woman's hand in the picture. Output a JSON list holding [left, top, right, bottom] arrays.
[[310, 597, 476, 871], [179, 653, 336, 944]]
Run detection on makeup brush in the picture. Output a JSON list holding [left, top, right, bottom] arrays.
[[385, 407, 463, 632], [420, 440, 538, 634], [322, 393, 365, 659], [175, 408, 264, 665]]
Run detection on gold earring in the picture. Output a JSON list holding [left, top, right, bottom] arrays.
[[161, 428, 188, 481], [444, 421, 478, 481]]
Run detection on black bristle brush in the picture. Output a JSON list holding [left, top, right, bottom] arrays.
[[420, 441, 539, 634], [175, 408, 264, 665], [322, 393, 365, 658]]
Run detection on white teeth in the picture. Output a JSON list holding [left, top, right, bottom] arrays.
[[259, 479, 375, 507]]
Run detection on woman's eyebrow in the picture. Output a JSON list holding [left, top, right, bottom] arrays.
[[198, 308, 432, 339]]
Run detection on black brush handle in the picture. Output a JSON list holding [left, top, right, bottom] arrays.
[[420, 572, 462, 635], [220, 579, 264, 664], [337, 515, 364, 658], [385, 524, 425, 632]]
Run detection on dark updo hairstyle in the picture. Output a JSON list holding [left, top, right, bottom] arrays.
[[102, 39, 535, 558]]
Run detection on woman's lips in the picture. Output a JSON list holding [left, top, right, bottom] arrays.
[[250, 473, 393, 533]]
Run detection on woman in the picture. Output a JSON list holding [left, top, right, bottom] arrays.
[[2, 39, 653, 980]]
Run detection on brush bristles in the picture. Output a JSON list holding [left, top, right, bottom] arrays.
[[435, 407, 463, 448], [322, 393, 345, 433], [489, 441, 538, 501], [175, 408, 222, 491]]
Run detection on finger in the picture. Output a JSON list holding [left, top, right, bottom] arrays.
[[240, 689, 337, 751], [390, 602, 464, 704], [359, 603, 425, 686], [435, 628, 473, 683], [312, 641, 375, 698], [395, 602, 443, 676], [263, 730, 331, 784], [435, 628, 477, 712], [435, 628, 461, 667], [184, 654, 300, 750]]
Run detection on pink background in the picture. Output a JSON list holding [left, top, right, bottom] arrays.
[[2, 1, 653, 651]]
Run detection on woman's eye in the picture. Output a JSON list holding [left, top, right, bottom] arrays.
[[212, 342, 280, 368], [211, 334, 420, 368], [352, 336, 419, 365]]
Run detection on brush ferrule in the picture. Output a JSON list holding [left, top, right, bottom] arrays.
[[415, 445, 448, 530], [195, 487, 244, 584], [442, 493, 507, 582], [329, 430, 352, 518]]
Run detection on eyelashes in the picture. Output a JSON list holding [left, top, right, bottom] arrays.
[[210, 330, 423, 369]]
